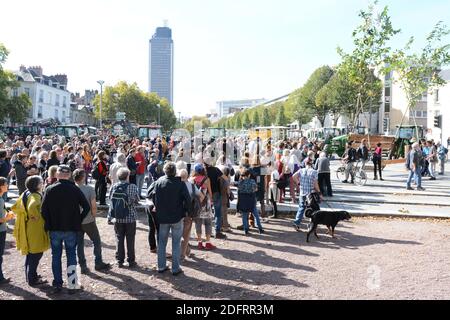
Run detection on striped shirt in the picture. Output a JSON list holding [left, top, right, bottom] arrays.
[[113, 183, 140, 224]]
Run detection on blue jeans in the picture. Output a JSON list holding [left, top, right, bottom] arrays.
[[242, 210, 263, 231], [212, 193, 222, 233], [50, 231, 78, 288], [0, 231, 6, 280], [294, 196, 307, 226], [414, 168, 422, 188], [136, 174, 145, 197], [157, 220, 184, 273], [406, 170, 414, 188]]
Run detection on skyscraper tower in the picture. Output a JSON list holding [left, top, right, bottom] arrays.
[[149, 23, 174, 107]]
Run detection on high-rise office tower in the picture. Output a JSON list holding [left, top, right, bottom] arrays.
[[149, 24, 174, 107]]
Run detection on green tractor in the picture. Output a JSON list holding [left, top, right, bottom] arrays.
[[389, 125, 424, 159]]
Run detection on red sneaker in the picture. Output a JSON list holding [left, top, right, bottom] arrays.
[[205, 243, 217, 250], [197, 242, 205, 250]]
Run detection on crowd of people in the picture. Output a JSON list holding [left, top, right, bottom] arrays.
[[405, 139, 448, 191], [0, 131, 448, 293]]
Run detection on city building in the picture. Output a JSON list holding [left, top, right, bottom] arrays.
[[216, 98, 267, 118], [70, 103, 96, 126], [379, 71, 429, 135], [149, 25, 174, 107], [71, 89, 98, 106], [427, 69, 450, 146], [12, 66, 71, 124]]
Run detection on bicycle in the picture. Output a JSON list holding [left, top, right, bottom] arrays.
[[336, 160, 367, 186]]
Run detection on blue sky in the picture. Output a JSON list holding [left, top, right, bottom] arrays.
[[2, 0, 450, 117]]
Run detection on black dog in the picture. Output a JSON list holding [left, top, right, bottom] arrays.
[[306, 211, 351, 242]]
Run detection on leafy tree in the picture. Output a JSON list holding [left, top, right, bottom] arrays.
[[262, 108, 271, 126], [235, 114, 242, 129], [286, 66, 334, 127], [252, 110, 260, 127], [285, 88, 313, 127], [92, 81, 176, 130], [315, 71, 356, 127], [0, 43, 32, 124], [388, 21, 450, 137], [183, 116, 211, 134], [242, 113, 251, 129], [275, 105, 288, 126], [337, 0, 399, 128]]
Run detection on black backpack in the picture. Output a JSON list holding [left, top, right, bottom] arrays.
[[305, 192, 321, 218], [187, 183, 202, 218], [109, 183, 130, 219], [92, 162, 101, 180]]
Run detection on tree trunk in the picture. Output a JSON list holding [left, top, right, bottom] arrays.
[[333, 115, 340, 127]]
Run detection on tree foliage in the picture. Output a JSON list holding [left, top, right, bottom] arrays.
[[262, 108, 271, 126], [252, 110, 260, 127], [388, 21, 450, 109], [275, 105, 288, 126], [92, 81, 177, 130], [337, 0, 399, 127], [0, 43, 32, 124], [290, 66, 334, 125]]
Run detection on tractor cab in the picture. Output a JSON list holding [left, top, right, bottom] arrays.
[[137, 125, 163, 140]]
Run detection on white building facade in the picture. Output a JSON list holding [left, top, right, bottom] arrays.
[[427, 70, 450, 147], [13, 66, 71, 124], [379, 71, 429, 135], [216, 98, 267, 118]]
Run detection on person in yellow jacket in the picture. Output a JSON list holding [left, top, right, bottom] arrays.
[[12, 175, 50, 287]]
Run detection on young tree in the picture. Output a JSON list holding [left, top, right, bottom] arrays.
[[337, 1, 400, 129], [388, 22, 450, 138]]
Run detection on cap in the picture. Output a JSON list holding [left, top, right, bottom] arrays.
[[194, 163, 204, 173], [57, 165, 71, 174]]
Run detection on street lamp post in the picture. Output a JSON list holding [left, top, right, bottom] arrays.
[[178, 112, 181, 127], [157, 103, 161, 126], [97, 80, 105, 130]]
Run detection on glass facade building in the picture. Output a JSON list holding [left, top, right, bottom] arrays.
[[149, 26, 174, 107]]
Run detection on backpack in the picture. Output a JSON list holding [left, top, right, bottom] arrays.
[[109, 183, 130, 219], [305, 192, 321, 218], [91, 164, 100, 180], [187, 183, 202, 218], [194, 177, 208, 208]]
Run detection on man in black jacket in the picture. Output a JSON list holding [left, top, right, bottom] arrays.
[[342, 141, 357, 184], [148, 162, 190, 276], [42, 165, 90, 294]]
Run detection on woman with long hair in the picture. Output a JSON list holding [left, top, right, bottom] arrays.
[[82, 144, 93, 183], [191, 164, 216, 250]]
